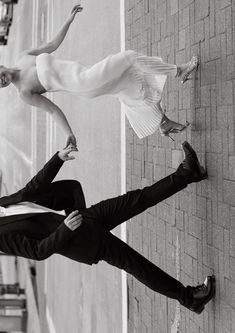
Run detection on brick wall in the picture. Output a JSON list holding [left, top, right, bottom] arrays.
[[125, 0, 235, 332]]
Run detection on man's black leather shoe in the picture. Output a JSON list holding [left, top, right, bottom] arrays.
[[187, 275, 216, 314], [181, 141, 208, 183]]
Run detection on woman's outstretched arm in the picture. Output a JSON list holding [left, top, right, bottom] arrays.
[[25, 4, 83, 56], [20, 91, 77, 147]]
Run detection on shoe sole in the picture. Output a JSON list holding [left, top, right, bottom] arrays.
[[182, 141, 208, 181], [194, 275, 216, 314]]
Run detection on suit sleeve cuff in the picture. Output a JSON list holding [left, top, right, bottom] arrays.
[[54, 152, 65, 165]]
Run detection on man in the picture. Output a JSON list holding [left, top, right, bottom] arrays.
[[0, 141, 215, 314]]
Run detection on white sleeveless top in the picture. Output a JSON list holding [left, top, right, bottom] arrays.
[[36, 52, 133, 96]]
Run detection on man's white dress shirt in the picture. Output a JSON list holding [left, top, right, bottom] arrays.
[[0, 202, 66, 217]]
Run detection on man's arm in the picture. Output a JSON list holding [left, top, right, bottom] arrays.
[[6, 146, 77, 203], [0, 211, 82, 260], [24, 5, 82, 56], [23, 146, 77, 197]]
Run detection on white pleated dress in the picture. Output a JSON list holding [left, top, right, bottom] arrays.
[[36, 50, 177, 139]]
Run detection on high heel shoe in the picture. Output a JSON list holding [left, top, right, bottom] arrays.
[[159, 114, 190, 141], [179, 55, 199, 84]]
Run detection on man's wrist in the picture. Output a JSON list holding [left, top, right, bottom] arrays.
[[57, 151, 64, 161]]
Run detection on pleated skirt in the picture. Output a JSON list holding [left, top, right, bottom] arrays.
[[112, 51, 177, 138]]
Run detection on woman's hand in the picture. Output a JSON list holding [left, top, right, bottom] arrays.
[[65, 133, 77, 149], [58, 145, 78, 161], [68, 4, 83, 23]]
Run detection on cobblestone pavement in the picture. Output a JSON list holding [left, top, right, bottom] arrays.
[[125, 0, 235, 332]]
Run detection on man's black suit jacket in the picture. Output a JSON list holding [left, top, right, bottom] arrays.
[[0, 153, 102, 265]]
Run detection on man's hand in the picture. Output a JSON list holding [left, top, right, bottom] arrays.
[[64, 211, 83, 231], [58, 145, 78, 161], [68, 4, 83, 23]]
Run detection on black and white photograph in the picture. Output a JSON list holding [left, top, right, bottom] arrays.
[[0, 0, 233, 332]]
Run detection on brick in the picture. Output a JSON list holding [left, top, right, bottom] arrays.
[[209, 0, 215, 37], [200, 85, 211, 107], [179, 191, 192, 212], [172, 150, 183, 169], [217, 156, 224, 201], [232, 308, 235, 333], [127, 0, 135, 10], [182, 253, 193, 276], [178, 29, 186, 51], [210, 130, 222, 153], [170, 0, 178, 15], [133, 159, 141, 176], [195, 0, 209, 20], [221, 80, 233, 105], [212, 195, 218, 226], [126, 9, 134, 25], [195, 108, 206, 131], [209, 36, 221, 59], [224, 180, 235, 205], [146, 146, 153, 163], [144, 0, 150, 14], [212, 224, 224, 250], [220, 301, 232, 331], [221, 33, 227, 60], [182, 87, 191, 109], [185, 234, 198, 259], [217, 202, 230, 228], [225, 5, 232, 28], [215, 0, 231, 10], [230, 228, 235, 257], [134, 2, 143, 21], [144, 161, 153, 180], [217, 105, 228, 129], [153, 165, 165, 181], [194, 20, 205, 43], [176, 210, 184, 231], [202, 19, 210, 63], [226, 31, 234, 59], [189, 319, 200, 333], [226, 18, 233, 57], [215, 9, 226, 34], [230, 256, 235, 283], [207, 245, 220, 271], [153, 147, 166, 166], [168, 91, 178, 111], [223, 229, 230, 277], [189, 215, 202, 239], [210, 85, 217, 107], [181, 7, 190, 28], [229, 156, 235, 180], [158, 2, 167, 24], [179, 0, 195, 10], [196, 195, 207, 219], [201, 61, 216, 86], [222, 132, 229, 180]]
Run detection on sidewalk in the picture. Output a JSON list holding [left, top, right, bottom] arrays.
[[125, 0, 234, 332]]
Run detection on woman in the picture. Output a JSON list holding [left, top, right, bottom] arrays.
[[0, 4, 199, 146]]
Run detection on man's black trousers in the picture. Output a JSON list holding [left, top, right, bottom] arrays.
[[80, 170, 190, 304]]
